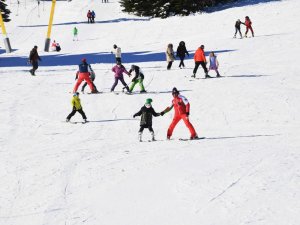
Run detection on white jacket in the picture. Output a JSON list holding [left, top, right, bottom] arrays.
[[113, 47, 121, 58]]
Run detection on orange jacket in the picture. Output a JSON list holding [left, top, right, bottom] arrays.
[[194, 48, 206, 62]]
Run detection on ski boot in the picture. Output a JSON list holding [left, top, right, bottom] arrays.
[[66, 119, 70, 122], [190, 135, 199, 140], [151, 131, 155, 141], [216, 72, 221, 78], [140, 90, 147, 93], [205, 73, 211, 78], [191, 74, 196, 78], [167, 135, 171, 140], [138, 132, 142, 142]]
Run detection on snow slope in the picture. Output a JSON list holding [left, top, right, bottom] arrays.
[[1, 0, 300, 224]]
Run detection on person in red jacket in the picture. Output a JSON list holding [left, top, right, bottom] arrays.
[[192, 45, 210, 78], [244, 16, 254, 38], [161, 87, 198, 140]]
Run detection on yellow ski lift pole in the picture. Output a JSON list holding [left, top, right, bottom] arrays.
[[44, 0, 56, 52], [0, 9, 12, 53]]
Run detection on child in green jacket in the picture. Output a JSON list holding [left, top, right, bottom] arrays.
[[66, 92, 87, 123]]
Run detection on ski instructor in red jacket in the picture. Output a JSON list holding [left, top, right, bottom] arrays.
[[161, 87, 198, 140]]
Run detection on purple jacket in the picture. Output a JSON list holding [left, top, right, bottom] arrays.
[[112, 65, 129, 78]]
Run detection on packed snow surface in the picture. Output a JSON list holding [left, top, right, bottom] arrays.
[[1, 0, 300, 224]]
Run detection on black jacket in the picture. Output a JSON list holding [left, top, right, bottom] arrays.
[[134, 106, 160, 126], [129, 65, 144, 81], [176, 43, 189, 58], [29, 48, 41, 62]]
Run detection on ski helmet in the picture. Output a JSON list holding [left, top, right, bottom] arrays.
[[172, 87, 179, 95], [73, 92, 79, 96], [113, 44, 117, 49]]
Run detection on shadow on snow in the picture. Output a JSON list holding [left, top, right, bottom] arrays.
[[0, 49, 236, 67]]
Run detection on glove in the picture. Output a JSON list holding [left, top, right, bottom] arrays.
[[186, 112, 190, 116], [160, 111, 165, 116], [133, 114, 136, 118]]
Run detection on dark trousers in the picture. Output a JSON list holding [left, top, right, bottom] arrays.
[[88, 18, 92, 23], [179, 57, 185, 68], [193, 61, 208, 75], [139, 125, 154, 133], [167, 61, 173, 70], [30, 61, 39, 75], [111, 76, 129, 92], [82, 77, 98, 92], [235, 28, 242, 37], [67, 108, 87, 120], [116, 57, 121, 63], [91, 17, 95, 23]]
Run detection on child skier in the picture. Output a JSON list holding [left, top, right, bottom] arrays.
[[73, 27, 78, 41], [208, 52, 221, 77], [166, 43, 175, 70], [161, 87, 198, 140], [133, 98, 161, 141], [66, 92, 87, 123], [128, 64, 146, 93], [244, 16, 254, 37], [111, 61, 131, 93], [234, 19, 243, 39]]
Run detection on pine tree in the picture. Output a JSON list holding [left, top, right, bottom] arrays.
[[0, 0, 11, 22]]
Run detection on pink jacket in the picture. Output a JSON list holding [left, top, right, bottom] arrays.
[[112, 65, 130, 78]]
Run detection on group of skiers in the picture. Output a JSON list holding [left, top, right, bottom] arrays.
[[51, 40, 61, 52], [234, 16, 254, 38], [87, 10, 96, 23]]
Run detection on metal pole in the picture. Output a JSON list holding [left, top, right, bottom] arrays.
[[0, 9, 12, 53], [44, 0, 56, 52]]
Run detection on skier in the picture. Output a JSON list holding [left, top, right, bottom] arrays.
[[56, 43, 61, 52], [91, 11, 96, 23], [29, 45, 41, 76], [79, 64, 99, 93], [128, 64, 146, 93], [208, 52, 221, 77], [234, 19, 243, 39], [166, 43, 175, 70], [66, 92, 87, 123], [192, 45, 210, 78], [73, 58, 97, 93], [176, 41, 189, 69], [161, 87, 198, 140], [51, 40, 57, 51], [244, 16, 254, 37], [133, 98, 161, 141], [111, 61, 131, 93], [111, 44, 122, 63], [73, 27, 78, 41], [87, 10, 92, 23]]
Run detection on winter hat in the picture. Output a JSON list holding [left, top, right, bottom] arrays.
[[145, 98, 152, 105], [82, 58, 87, 62], [200, 45, 204, 49], [113, 44, 117, 49], [172, 87, 179, 95], [34, 45, 38, 49]]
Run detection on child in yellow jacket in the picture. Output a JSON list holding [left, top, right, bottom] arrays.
[[66, 92, 87, 123]]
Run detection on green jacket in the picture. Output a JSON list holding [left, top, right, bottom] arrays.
[[71, 96, 82, 110], [73, 27, 78, 35]]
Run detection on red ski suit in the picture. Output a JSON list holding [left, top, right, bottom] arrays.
[[166, 95, 197, 138], [245, 18, 254, 37], [73, 72, 94, 93]]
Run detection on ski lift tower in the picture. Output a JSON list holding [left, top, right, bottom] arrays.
[[0, 8, 12, 53], [44, 0, 56, 52]]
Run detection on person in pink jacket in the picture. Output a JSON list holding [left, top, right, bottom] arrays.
[[111, 61, 131, 93]]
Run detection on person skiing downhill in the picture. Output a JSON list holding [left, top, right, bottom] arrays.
[[161, 87, 198, 140], [244, 16, 254, 37], [234, 19, 243, 39], [208, 52, 221, 77], [192, 45, 210, 78], [133, 98, 161, 142], [29, 45, 41, 76], [176, 41, 189, 69], [73, 58, 96, 93], [128, 64, 146, 93], [66, 92, 87, 123], [111, 61, 131, 93]]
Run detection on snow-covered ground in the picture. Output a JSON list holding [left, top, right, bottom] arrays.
[[1, 0, 300, 224]]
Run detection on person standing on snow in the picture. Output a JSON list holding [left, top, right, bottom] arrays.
[[176, 41, 189, 69], [161, 87, 198, 140], [29, 45, 41, 76], [166, 43, 175, 70], [192, 45, 210, 78], [91, 10, 96, 23], [128, 65, 146, 93], [233, 19, 243, 39], [66, 92, 87, 123], [111, 61, 131, 93], [73, 27, 78, 41], [244, 16, 254, 37], [111, 44, 122, 63], [73, 58, 97, 93], [208, 52, 221, 77], [87, 10, 92, 23], [77, 64, 99, 93], [133, 98, 162, 142]]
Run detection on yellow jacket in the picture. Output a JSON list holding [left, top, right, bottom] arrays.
[[72, 96, 82, 110]]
